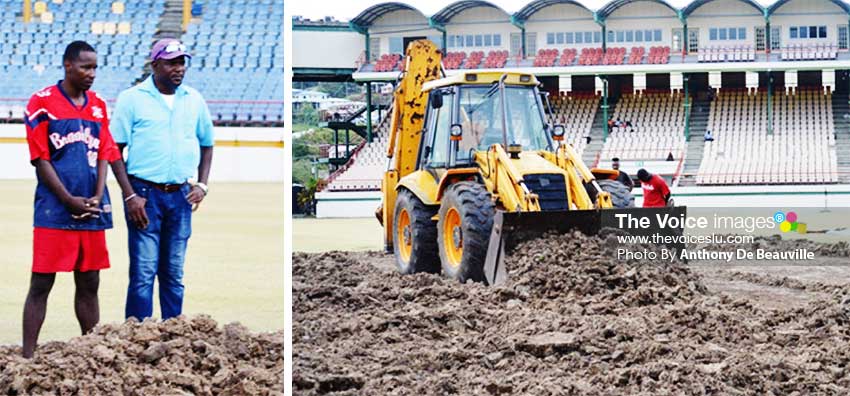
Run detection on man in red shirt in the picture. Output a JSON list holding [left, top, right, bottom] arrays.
[[637, 168, 671, 208]]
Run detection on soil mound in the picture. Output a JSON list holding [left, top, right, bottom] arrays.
[[294, 233, 850, 395], [0, 316, 283, 396]]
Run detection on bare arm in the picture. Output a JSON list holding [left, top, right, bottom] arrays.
[[186, 146, 213, 205], [112, 143, 148, 228]]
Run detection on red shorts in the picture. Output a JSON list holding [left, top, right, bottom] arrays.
[[32, 228, 111, 273]]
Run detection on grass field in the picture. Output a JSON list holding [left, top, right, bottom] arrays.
[[0, 180, 284, 345]]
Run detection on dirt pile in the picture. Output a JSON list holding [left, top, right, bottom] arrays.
[[0, 316, 283, 396], [294, 233, 850, 395]]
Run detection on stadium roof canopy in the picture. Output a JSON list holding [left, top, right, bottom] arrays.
[[431, 0, 510, 24], [767, 0, 850, 15], [597, 0, 678, 20], [681, 0, 764, 17], [513, 0, 593, 22], [350, 2, 427, 28]]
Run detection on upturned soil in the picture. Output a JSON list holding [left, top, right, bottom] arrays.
[[294, 230, 850, 395], [0, 316, 283, 395]]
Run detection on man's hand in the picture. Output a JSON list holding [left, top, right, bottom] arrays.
[[126, 195, 149, 229], [66, 196, 102, 220], [186, 185, 206, 211]]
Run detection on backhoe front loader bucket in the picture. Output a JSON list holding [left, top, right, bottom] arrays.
[[483, 206, 687, 286]]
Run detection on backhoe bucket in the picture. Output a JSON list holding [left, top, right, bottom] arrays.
[[483, 206, 687, 286]]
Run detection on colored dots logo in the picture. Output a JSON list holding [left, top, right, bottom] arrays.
[[774, 211, 799, 233]]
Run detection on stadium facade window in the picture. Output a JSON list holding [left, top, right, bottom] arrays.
[[448, 34, 502, 48], [526, 33, 536, 54], [819, 26, 827, 38], [594, 31, 601, 43], [510, 33, 522, 56], [790, 27, 798, 39], [709, 27, 747, 41], [484, 35, 491, 46], [389, 37, 403, 54], [557, 32, 565, 44], [475, 35, 482, 46], [566, 32, 573, 44], [494, 34, 501, 46], [672, 29, 683, 52], [799, 26, 808, 39], [645, 30, 652, 42], [617, 31, 624, 42], [448, 35, 455, 47], [755, 27, 766, 51], [688, 29, 699, 53], [584, 32, 592, 43], [370, 37, 380, 61], [466, 35, 474, 46], [636, 30, 643, 42], [626, 30, 633, 42], [770, 26, 781, 50], [576, 32, 583, 44], [654, 30, 661, 42], [547, 32, 555, 45], [608, 30, 615, 42], [839, 25, 848, 50]]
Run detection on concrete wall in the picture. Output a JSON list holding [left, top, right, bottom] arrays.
[[371, 9, 439, 56], [770, 0, 847, 47], [524, 3, 601, 52], [605, 1, 681, 50], [293, 30, 364, 69], [688, 0, 766, 49], [0, 125, 283, 182], [444, 6, 516, 53]]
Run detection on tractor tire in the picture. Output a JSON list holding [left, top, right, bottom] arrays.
[[437, 182, 495, 283], [393, 189, 440, 275], [598, 179, 635, 208]]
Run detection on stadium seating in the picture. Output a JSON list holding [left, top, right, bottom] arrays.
[[698, 45, 755, 62], [627, 47, 644, 65], [602, 47, 625, 65], [696, 88, 839, 184], [559, 48, 577, 66], [578, 47, 603, 66], [324, 116, 390, 191], [600, 91, 687, 161], [443, 51, 466, 69], [0, 0, 162, 106], [533, 48, 558, 67], [483, 50, 508, 68], [373, 53, 402, 72], [547, 92, 599, 156], [780, 43, 837, 61], [463, 51, 484, 69], [0, 0, 282, 126], [182, 0, 283, 125], [647, 46, 670, 64]]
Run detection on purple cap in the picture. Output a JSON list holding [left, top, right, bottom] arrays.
[[150, 38, 191, 61]]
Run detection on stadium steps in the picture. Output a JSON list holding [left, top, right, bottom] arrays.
[[136, 0, 185, 81], [155, 0, 186, 40], [678, 95, 711, 186], [832, 92, 850, 183], [582, 95, 617, 166]]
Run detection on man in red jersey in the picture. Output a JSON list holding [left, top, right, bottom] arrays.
[[637, 168, 671, 208], [22, 41, 133, 358]]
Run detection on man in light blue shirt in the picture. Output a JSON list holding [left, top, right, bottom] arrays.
[[111, 38, 214, 320]]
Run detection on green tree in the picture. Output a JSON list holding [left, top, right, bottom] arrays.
[[295, 105, 319, 125]]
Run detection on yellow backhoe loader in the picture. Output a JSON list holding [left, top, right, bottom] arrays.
[[377, 40, 685, 285]]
